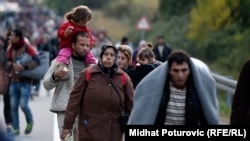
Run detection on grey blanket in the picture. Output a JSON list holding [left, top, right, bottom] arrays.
[[128, 58, 219, 125]]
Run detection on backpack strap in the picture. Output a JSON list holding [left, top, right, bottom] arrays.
[[85, 67, 91, 81], [121, 73, 127, 86], [80, 67, 91, 106], [84, 67, 91, 92]]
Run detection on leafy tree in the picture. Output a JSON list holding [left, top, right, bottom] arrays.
[[187, 0, 239, 41], [186, 0, 250, 78], [43, 0, 110, 15], [232, 0, 250, 30], [159, 0, 196, 18], [104, 0, 159, 24]]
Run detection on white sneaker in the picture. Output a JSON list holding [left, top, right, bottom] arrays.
[[6, 124, 13, 134]]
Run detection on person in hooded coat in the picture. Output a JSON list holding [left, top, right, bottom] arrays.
[[61, 42, 134, 141]]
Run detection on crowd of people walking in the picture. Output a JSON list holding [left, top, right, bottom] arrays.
[[0, 1, 250, 141]]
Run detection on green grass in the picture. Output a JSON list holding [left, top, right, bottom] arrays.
[[89, 10, 131, 42], [218, 90, 231, 124], [88, 0, 159, 42]]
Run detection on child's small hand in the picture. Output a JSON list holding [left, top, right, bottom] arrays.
[[67, 26, 74, 31], [64, 26, 74, 37]]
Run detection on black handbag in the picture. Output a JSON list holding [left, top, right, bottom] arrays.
[[110, 81, 129, 133], [120, 111, 129, 132]]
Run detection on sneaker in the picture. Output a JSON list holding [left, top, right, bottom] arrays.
[[32, 90, 39, 96], [24, 123, 33, 135], [6, 124, 13, 134], [9, 129, 19, 136]]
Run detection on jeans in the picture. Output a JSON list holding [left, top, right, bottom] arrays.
[[9, 81, 33, 130]]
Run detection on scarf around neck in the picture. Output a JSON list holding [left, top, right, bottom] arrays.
[[98, 62, 117, 79]]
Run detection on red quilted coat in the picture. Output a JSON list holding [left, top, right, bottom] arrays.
[[57, 20, 94, 48]]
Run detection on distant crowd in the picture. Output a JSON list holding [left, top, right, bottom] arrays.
[[0, 2, 249, 141]]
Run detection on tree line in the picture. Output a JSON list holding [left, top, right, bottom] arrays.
[[43, 0, 250, 78]]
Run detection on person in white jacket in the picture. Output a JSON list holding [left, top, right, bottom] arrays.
[[43, 31, 96, 141]]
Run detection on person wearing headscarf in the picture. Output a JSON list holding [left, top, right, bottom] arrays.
[[61, 42, 134, 141]]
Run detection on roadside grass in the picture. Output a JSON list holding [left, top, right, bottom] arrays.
[[89, 0, 159, 42], [218, 90, 231, 124], [90, 10, 130, 42]]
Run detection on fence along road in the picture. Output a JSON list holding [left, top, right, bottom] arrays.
[[211, 72, 237, 94]]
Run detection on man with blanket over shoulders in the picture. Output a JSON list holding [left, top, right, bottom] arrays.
[[128, 50, 219, 125]]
